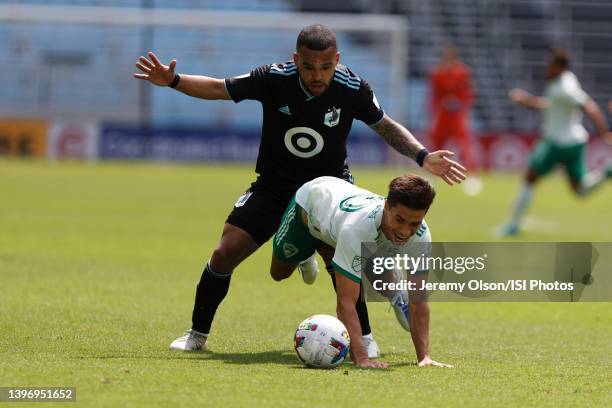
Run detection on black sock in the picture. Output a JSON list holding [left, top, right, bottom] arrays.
[[327, 265, 337, 290], [191, 261, 232, 334], [326, 265, 372, 336], [355, 288, 372, 336]]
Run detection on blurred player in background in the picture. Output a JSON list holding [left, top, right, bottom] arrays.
[[428, 46, 481, 195], [500, 48, 612, 237], [134, 24, 466, 356], [270, 175, 451, 369]]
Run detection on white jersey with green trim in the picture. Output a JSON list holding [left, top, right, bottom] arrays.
[[543, 71, 590, 146], [295, 176, 431, 282]]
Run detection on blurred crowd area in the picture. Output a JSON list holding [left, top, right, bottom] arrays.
[[0, 0, 610, 167]]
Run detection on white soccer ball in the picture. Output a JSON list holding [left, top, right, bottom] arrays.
[[293, 314, 350, 369]]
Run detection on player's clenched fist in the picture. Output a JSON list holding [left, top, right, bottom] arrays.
[[133, 51, 177, 87]]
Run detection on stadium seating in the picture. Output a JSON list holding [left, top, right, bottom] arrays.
[[1, 0, 610, 134]]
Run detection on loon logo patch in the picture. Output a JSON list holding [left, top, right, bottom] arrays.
[[324, 107, 341, 127], [278, 105, 291, 115]]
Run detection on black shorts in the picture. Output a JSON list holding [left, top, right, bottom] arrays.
[[226, 174, 353, 246]]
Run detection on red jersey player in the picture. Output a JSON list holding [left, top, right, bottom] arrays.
[[428, 47, 481, 194]]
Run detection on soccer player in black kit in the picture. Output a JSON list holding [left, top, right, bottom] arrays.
[[134, 24, 466, 368]]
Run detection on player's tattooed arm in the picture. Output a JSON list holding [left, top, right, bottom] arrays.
[[371, 114, 423, 160], [372, 114, 467, 185]]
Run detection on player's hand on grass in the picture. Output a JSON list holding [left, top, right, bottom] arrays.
[[417, 356, 453, 368], [423, 150, 467, 186], [133, 51, 177, 86], [354, 358, 388, 369]]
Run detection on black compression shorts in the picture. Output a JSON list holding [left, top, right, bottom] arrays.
[[225, 174, 352, 246], [225, 178, 297, 246]]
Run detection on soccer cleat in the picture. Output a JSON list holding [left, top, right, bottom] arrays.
[[496, 223, 520, 238], [362, 335, 381, 359], [169, 329, 208, 351], [392, 292, 411, 332], [298, 255, 319, 285]]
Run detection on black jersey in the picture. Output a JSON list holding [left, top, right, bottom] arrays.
[[225, 62, 384, 189]]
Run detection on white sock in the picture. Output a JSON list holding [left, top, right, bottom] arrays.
[[299, 254, 316, 266], [509, 184, 533, 228], [362, 333, 373, 340], [577, 172, 605, 197]]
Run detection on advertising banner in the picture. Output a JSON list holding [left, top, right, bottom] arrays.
[[48, 121, 100, 160], [0, 119, 47, 157], [99, 125, 386, 165]]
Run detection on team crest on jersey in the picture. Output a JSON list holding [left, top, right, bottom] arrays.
[[278, 105, 291, 116], [323, 107, 341, 127], [351, 255, 363, 273], [339, 195, 382, 212], [282, 243, 299, 258]]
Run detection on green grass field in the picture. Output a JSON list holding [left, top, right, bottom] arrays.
[[1, 160, 611, 407]]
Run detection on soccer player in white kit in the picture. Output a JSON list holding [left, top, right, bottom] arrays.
[[501, 48, 612, 236], [270, 175, 452, 369]]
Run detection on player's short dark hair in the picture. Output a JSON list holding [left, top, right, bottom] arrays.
[[387, 175, 436, 211], [550, 48, 571, 69], [296, 24, 337, 51]]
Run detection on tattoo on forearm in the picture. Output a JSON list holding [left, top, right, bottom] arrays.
[[373, 116, 423, 159]]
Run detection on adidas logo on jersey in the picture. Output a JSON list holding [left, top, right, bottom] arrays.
[[278, 105, 291, 115]]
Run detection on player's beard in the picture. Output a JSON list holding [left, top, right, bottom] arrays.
[[307, 81, 328, 96]]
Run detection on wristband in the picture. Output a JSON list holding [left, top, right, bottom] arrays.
[[416, 148, 429, 167], [168, 74, 180, 88]]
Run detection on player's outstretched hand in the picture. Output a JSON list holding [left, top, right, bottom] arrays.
[[509, 88, 529, 104], [133, 51, 177, 87], [417, 356, 453, 368], [355, 358, 389, 369], [423, 150, 467, 186]]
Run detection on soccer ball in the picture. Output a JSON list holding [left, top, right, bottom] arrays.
[[293, 314, 350, 369]]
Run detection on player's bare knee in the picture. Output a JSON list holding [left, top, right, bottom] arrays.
[[270, 270, 284, 281], [270, 257, 293, 281], [316, 243, 334, 264], [211, 245, 237, 274], [270, 267, 291, 281], [571, 180, 587, 197], [525, 171, 539, 184]]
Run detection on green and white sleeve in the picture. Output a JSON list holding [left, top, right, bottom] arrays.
[[331, 227, 364, 283]]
